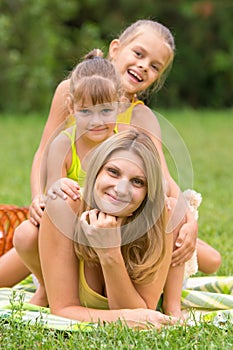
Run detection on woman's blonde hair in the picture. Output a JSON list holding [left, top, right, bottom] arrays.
[[69, 49, 121, 106], [74, 129, 167, 284]]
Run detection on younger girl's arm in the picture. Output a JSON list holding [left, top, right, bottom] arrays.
[[45, 131, 72, 190], [45, 129, 81, 201]]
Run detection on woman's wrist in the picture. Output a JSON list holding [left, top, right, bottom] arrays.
[[97, 247, 122, 266]]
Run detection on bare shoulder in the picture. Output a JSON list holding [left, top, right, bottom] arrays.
[[49, 126, 74, 156], [51, 79, 70, 118], [38, 79, 71, 148], [131, 104, 161, 138], [56, 79, 70, 94], [132, 103, 159, 121]]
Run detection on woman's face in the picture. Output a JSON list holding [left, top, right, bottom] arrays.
[[109, 31, 172, 98], [94, 149, 147, 217]]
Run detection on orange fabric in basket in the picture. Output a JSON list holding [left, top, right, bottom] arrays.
[[0, 204, 29, 256]]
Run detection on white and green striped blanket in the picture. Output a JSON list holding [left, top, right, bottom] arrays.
[[0, 277, 95, 331], [182, 276, 233, 324], [0, 275, 232, 330]]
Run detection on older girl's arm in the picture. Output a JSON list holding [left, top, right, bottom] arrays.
[[30, 80, 70, 221]]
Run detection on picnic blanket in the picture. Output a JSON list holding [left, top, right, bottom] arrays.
[[0, 276, 95, 332], [182, 276, 233, 325], [0, 275, 233, 330]]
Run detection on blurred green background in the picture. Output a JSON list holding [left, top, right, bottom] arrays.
[[0, 0, 232, 113], [0, 1, 232, 275]]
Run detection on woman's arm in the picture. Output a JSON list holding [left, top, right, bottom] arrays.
[[99, 249, 148, 309], [39, 197, 177, 328], [100, 232, 173, 311], [80, 210, 149, 309], [81, 210, 173, 310]]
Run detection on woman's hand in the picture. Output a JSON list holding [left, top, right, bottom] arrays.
[[29, 194, 46, 226], [80, 209, 122, 252], [47, 177, 81, 201], [124, 309, 181, 329]]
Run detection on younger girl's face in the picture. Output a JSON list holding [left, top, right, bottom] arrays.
[[74, 98, 118, 144], [94, 149, 147, 217], [109, 31, 172, 98]]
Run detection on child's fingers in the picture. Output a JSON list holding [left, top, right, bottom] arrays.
[[47, 186, 67, 200], [62, 182, 80, 200], [171, 246, 194, 266]]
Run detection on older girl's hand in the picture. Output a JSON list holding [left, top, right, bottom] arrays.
[[29, 194, 46, 226], [47, 178, 81, 201], [80, 209, 123, 251], [172, 219, 198, 266]]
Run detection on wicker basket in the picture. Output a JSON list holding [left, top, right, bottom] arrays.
[[0, 204, 29, 256]]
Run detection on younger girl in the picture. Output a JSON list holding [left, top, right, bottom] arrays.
[[11, 49, 121, 295]]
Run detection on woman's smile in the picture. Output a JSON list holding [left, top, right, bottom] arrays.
[[94, 149, 147, 216], [105, 191, 130, 204]]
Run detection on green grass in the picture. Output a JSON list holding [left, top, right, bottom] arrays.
[[0, 311, 233, 349], [0, 109, 233, 349], [158, 109, 233, 277], [0, 113, 47, 206]]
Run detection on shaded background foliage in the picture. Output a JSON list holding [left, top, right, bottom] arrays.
[[0, 0, 232, 113]]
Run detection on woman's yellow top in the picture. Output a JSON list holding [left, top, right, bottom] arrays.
[[79, 260, 109, 309]]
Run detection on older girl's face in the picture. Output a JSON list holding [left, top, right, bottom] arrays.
[[94, 150, 147, 217], [109, 31, 172, 98]]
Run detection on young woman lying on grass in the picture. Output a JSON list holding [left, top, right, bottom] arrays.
[[37, 130, 185, 327]]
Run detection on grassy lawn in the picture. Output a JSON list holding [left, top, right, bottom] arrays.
[[0, 113, 47, 206], [0, 109, 233, 349], [158, 109, 233, 277]]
